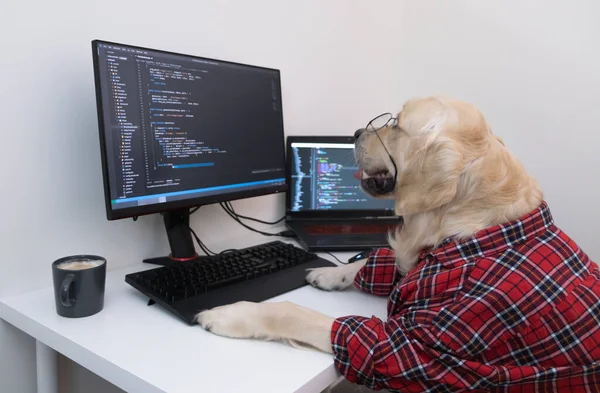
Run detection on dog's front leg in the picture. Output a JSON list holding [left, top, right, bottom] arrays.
[[196, 301, 334, 353], [305, 259, 367, 291]]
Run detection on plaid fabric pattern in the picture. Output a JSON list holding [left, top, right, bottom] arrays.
[[331, 202, 600, 392], [353, 248, 401, 297]]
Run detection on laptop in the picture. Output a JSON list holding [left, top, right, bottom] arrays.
[[285, 136, 403, 251]]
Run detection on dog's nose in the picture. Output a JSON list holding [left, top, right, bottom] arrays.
[[354, 128, 366, 140]]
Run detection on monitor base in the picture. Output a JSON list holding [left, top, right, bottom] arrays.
[[142, 255, 203, 266], [142, 208, 199, 266]]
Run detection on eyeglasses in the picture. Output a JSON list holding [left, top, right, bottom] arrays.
[[362, 113, 399, 193], [366, 112, 398, 132]]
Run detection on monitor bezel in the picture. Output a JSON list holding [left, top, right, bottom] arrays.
[[285, 136, 397, 219], [92, 39, 287, 221]]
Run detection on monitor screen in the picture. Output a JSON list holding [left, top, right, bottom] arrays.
[[92, 40, 287, 219], [289, 142, 395, 212]]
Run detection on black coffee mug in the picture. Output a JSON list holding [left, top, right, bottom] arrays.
[[52, 255, 106, 318]]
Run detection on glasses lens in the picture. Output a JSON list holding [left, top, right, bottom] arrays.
[[367, 113, 392, 131]]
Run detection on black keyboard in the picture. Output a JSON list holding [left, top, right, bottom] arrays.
[[125, 241, 336, 324]]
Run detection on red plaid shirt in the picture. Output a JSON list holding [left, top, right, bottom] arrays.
[[331, 202, 600, 392]]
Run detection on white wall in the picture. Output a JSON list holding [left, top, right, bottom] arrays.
[[394, 0, 600, 258], [1, 1, 598, 392]]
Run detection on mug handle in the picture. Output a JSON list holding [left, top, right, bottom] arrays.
[[61, 274, 75, 307]]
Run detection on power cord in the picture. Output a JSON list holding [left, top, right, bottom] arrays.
[[223, 201, 285, 225], [220, 202, 294, 238], [187, 205, 294, 257], [324, 252, 348, 265], [188, 226, 216, 256]]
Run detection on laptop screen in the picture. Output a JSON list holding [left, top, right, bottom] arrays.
[[289, 141, 395, 212]]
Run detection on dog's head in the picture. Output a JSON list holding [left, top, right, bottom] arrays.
[[355, 97, 494, 216]]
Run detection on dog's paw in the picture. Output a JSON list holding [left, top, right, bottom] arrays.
[[306, 263, 363, 291], [195, 301, 261, 339]]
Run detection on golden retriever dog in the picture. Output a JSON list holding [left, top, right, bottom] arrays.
[[196, 97, 600, 392]]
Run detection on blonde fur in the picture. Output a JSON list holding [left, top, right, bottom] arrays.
[[196, 96, 544, 357], [355, 96, 543, 273]]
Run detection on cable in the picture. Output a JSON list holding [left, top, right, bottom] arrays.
[[220, 204, 279, 236], [188, 226, 216, 256], [223, 201, 285, 225], [324, 252, 348, 265], [190, 226, 237, 256], [219, 202, 293, 238], [221, 202, 293, 237], [188, 204, 293, 258], [185, 206, 215, 256]]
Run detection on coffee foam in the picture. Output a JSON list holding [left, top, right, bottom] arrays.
[[57, 259, 104, 271]]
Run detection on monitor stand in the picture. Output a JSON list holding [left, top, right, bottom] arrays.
[[143, 208, 202, 266]]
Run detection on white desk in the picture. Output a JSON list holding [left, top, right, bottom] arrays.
[[0, 236, 387, 393]]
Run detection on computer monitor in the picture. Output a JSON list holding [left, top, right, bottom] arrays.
[[91, 40, 287, 264]]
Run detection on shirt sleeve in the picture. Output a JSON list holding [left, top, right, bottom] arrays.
[[331, 262, 524, 392], [330, 312, 499, 392], [353, 248, 401, 297]]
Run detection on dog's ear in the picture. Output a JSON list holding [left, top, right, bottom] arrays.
[[395, 136, 463, 215]]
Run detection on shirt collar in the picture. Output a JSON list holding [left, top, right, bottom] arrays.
[[421, 201, 554, 264]]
